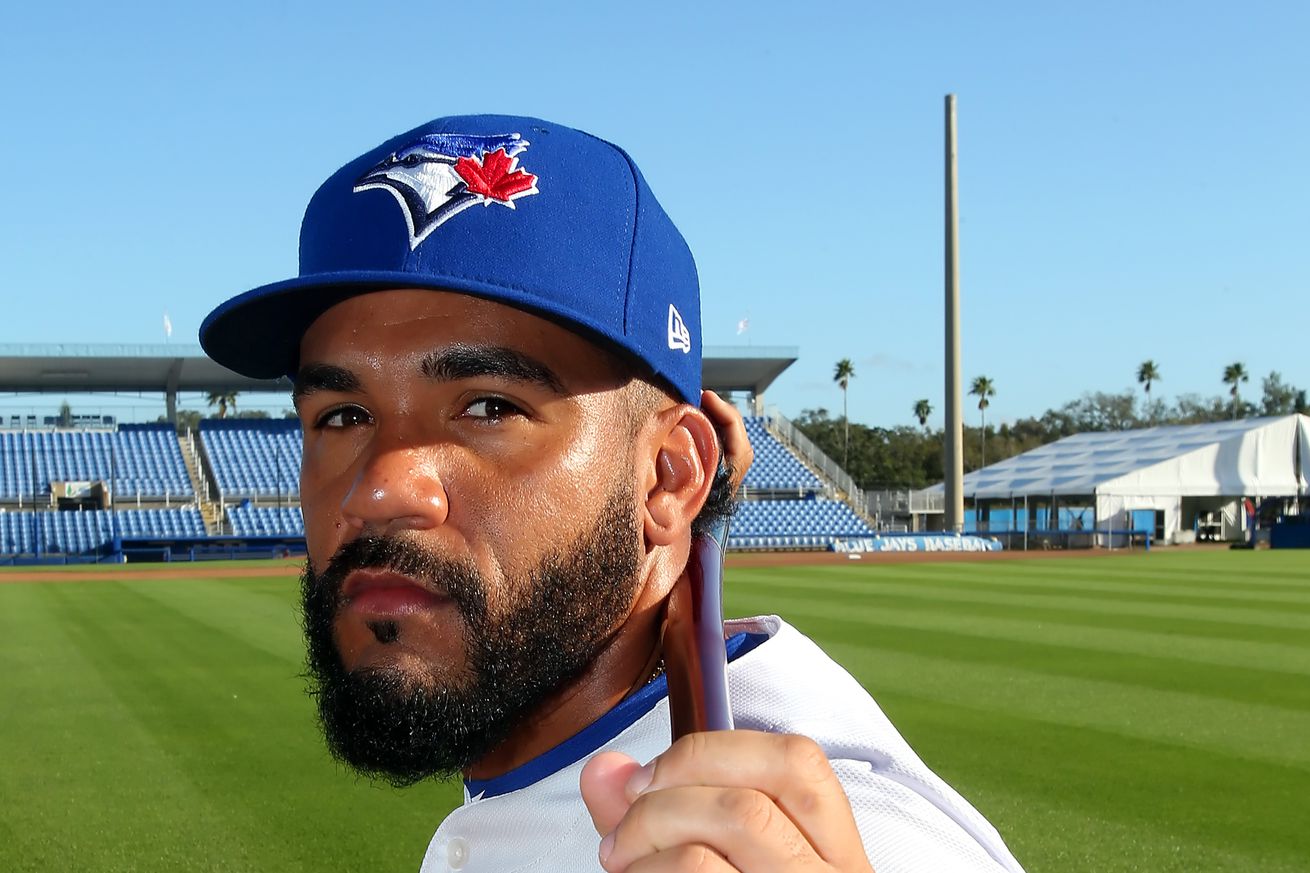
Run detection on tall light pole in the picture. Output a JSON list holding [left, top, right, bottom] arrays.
[[943, 94, 965, 533]]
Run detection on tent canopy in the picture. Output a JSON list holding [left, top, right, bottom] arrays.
[[927, 414, 1309, 500]]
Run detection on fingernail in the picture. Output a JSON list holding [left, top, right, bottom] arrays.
[[599, 831, 615, 864], [625, 761, 655, 798]]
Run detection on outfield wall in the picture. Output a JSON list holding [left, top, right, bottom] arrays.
[[832, 534, 1003, 553]]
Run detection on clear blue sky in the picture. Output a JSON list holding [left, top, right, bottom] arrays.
[[2, 0, 1305, 427]]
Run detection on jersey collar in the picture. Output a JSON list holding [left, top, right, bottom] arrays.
[[464, 631, 767, 800]]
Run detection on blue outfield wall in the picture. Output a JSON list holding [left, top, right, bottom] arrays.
[[1270, 518, 1310, 549], [962, 507, 1157, 533]]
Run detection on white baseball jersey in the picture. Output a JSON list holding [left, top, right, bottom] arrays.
[[419, 616, 1026, 873]]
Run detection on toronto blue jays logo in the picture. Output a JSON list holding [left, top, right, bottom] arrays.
[[353, 132, 540, 249]]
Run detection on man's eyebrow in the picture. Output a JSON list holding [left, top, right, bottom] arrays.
[[420, 345, 565, 395], [292, 363, 364, 402]]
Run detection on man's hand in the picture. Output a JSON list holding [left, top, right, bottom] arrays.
[[580, 731, 875, 872], [700, 390, 753, 497]]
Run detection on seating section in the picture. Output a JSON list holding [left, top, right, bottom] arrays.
[[2, 410, 874, 555], [117, 509, 207, 539], [0, 508, 205, 554], [728, 499, 876, 550], [200, 420, 302, 499], [0, 511, 114, 554], [0, 424, 192, 500], [741, 418, 824, 492], [0, 512, 36, 553], [228, 504, 305, 537]]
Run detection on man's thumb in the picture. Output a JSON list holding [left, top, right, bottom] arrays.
[[579, 751, 643, 835]]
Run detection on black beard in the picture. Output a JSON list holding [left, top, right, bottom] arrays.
[[300, 487, 642, 787]]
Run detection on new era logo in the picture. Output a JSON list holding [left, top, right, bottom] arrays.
[[667, 304, 691, 353]]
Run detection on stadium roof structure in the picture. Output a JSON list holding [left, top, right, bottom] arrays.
[[0, 342, 798, 413], [927, 414, 1310, 500]]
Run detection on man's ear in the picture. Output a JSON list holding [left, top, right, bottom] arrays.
[[642, 405, 720, 548]]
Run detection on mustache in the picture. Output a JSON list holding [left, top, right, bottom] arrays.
[[310, 535, 488, 617]]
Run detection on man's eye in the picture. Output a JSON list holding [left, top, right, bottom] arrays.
[[463, 397, 524, 420], [315, 406, 372, 429]]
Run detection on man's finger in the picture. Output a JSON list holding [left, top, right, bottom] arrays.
[[629, 731, 867, 869], [602, 785, 823, 873], [699, 390, 753, 494], [581, 751, 645, 836], [617, 840, 734, 873]]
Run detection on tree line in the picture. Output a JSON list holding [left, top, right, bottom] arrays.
[[155, 392, 297, 433], [807, 361, 1309, 491]]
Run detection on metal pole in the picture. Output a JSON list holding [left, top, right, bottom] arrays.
[[943, 94, 966, 532]]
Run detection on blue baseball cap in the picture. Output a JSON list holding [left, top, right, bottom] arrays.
[[200, 114, 702, 404]]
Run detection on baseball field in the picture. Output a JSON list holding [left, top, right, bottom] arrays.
[[1, 549, 1306, 872]]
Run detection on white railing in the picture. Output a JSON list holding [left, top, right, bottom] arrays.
[[184, 430, 210, 504], [866, 489, 945, 517], [762, 407, 866, 512]]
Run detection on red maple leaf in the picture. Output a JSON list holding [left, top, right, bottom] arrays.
[[454, 149, 538, 204]]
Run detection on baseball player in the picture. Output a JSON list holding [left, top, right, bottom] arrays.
[[200, 114, 1025, 873]]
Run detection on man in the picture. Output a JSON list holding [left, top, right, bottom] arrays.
[[201, 115, 1025, 873]]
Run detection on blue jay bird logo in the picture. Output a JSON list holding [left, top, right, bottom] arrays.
[[353, 132, 539, 249]]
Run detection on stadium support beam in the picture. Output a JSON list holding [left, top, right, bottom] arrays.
[[943, 94, 965, 532], [165, 358, 182, 426]]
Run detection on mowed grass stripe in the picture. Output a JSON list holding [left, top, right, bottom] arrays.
[[735, 569, 1310, 632], [5, 551, 1308, 873], [734, 569, 1310, 647], [851, 565, 1310, 610], [736, 553, 1310, 872], [787, 626, 1310, 772], [1, 575, 459, 872], [0, 582, 269, 872], [881, 696, 1307, 873], [46, 580, 322, 872], [727, 565, 1310, 768], [736, 591, 1310, 709], [121, 575, 306, 665], [991, 552, 1310, 589], [54, 577, 461, 873]]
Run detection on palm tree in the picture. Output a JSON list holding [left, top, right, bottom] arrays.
[[969, 375, 996, 467], [1136, 360, 1160, 423], [1222, 362, 1249, 419], [206, 391, 238, 419], [913, 398, 933, 429], [833, 359, 855, 467]]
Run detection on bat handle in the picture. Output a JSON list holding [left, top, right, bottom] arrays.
[[664, 516, 733, 740]]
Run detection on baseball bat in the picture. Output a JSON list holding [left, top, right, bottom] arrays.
[[661, 513, 733, 740]]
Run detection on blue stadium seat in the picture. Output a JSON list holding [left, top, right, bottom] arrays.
[[226, 504, 305, 537], [739, 419, 824, 492], [0, 508, 196, 554], [0, 425, 192, 501], [726, 498, 875, 551], [199, 420, 301, 500]]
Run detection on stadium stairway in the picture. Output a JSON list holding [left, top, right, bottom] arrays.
[[177, 431, 221, 535], [751, 411, 877, 530]]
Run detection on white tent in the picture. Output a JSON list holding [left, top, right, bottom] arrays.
[[927, 414, 1309, 543]]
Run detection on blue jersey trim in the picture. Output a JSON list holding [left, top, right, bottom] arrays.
[[465, 630, 769, 800]]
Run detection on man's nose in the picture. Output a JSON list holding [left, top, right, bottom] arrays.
[[340, 436, 449, 536]]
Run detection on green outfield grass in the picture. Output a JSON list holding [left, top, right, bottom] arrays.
[[1, 550, 1307, 872]]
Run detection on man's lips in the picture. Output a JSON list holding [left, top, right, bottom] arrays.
[[340, 569, 450, 617]]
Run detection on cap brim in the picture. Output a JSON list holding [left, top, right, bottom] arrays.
[[201, 272, 417, 379], [199, 271, 669, 391]]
